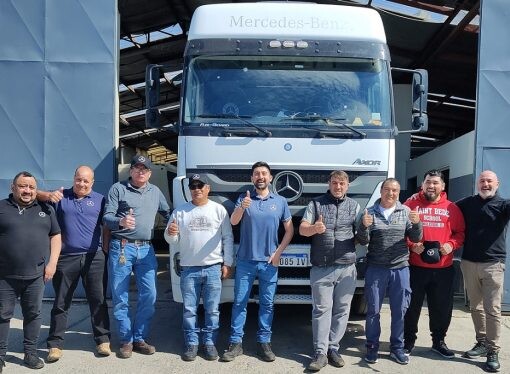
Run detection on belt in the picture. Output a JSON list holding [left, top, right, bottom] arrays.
[[114, 238, 151, 246]]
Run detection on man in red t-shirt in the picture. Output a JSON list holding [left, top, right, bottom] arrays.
[[403, 170, 465, 358]]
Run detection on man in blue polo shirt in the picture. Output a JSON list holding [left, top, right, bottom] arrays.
[[37, 166, 111, 362], [0, 171, 61, 370], [103, 154, 170, 359], [221, 161, 294, 363]]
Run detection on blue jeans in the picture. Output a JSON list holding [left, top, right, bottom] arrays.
[[108, 239, 158, 344], [180, 264, 222, 346], [365, 265, 411, 351], [230, 260, 278, 344]]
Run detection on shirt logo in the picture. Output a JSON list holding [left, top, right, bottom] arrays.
[[270, 204, 277, 211], [86, 200, 94, 206], [39, 212, 46, 217]]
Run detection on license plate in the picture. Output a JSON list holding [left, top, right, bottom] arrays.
[[279, 253, 308, 267]]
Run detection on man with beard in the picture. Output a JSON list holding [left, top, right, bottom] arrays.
[[456, 170, 510, 373], [299, 171, 360, 371], [0, 172, 61, 370], [403, 170, 465, 359], [221, 161, 294, 363]]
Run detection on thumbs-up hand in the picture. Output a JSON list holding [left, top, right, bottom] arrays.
[[168, 218, 179, 236], [409, 206, 420, 224], [314, 214, 326, 234], [49, 187, 64, 203], [362, 209, 373, 228], [241, 190, 252, 210], [120, 208, 136, 230]]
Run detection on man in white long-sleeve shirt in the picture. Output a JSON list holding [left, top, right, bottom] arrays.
[[164, 174, 233, 362]]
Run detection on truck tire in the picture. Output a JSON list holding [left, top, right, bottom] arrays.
[[350, 293, 368, 316]]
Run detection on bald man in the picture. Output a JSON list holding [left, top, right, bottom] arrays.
[[38, 166, 111, 362], [456, 170, 510, 373]]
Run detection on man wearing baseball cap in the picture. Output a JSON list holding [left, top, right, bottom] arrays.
[[103, 154, 170, 359]]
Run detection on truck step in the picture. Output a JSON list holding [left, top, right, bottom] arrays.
[[250, 294, 312, 304]]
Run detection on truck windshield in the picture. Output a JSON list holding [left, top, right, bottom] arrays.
[[183, 55, 392, 129]]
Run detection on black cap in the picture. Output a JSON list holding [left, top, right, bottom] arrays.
[[421, 241, 441, 264], [188, 173, 208, 187], [130, 154, 153, 169]]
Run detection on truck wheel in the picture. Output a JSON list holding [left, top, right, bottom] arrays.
[[351, 293, 368, 316]]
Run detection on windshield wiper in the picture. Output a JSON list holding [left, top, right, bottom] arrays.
[[281, 114, 366, 138], [197, 113, 272, 137]]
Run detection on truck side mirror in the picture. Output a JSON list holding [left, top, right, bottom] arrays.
[[145, 64, 162, 128], [412, 69, 428, 132]]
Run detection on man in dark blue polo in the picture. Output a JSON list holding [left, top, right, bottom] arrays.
[[38, 166, 111, 362], [103, 154, 170, 359], [0, 171, 61, 370]]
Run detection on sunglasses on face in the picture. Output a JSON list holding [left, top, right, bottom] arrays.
[[189, 183, 205, 190]]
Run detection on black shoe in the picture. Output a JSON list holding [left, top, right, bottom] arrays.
[[23, 354, 44, 369], [0, 357, 5, 373], [404, 341, 414, 356], [257, 342, 276, 362], [464, 341, 488, 359], [432, 341, 455, 359], [204, 344, 218, 361], [221, 342, 243, 362], [486, 350, 500, 372], [327, 349, 345, 368], [181, 345, 198, 361], [307, 352, 327, 372]]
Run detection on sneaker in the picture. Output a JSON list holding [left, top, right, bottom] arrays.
[[464, 341, 488, 359], [364, 346, 378, 364], [221, 342, 243, 362], [181, 345, 198, 361], [46, 347, 63, 363], [485, 350, 500, 372], [117, 343, 133, 359], [307, 352, 328, 372], [327, 349, 345, 368], [133, 340, 156, 355], [432, 341, 455, 359], [96, 342, 111, 356], [403, 341, 414, 356], [257, 342, 276, 362], [23, 353, 44, 369], [204, 345, 218, 361], [390, 349, 410, 365]]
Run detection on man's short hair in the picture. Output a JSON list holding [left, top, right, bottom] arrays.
[[251, 161, 271, 173], [423, 169, 444, 182], [381, 177, 400, 190], [12, 171, 35, 185], [329, 170, 349, 182]]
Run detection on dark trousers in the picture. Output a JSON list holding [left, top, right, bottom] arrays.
[[0, 276, 45, 358], [404, 265, 455, 345], [47, 250, 110, 349]]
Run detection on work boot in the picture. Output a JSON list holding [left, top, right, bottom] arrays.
[[46, 348, 63, 363], [23, 353, 44, 369], [221, 342, 243, 362], [327, 349, 345, 367], [464, 341, 488, 358], [257, 342, 276, 362], [96, 342, 111, 356], [307, 352, 327, 372], [133, 340, 156, 355], [486, 350, 500, 372], [181, 345, 198, 361], [117, 343, 133, 359], [203, 344, 218, 361]]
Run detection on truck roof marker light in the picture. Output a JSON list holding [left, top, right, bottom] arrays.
[[296, 41, 308, 49], [269, 40, 282, 48], [282, 40, 295, 48]]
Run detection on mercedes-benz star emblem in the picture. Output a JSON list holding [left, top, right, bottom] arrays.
[[273, 171, 304, 203]]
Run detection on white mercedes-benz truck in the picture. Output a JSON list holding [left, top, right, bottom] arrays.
[[146, 2, 428, 312]]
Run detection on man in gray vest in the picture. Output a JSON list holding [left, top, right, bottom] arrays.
[[299, 171, 360, 371]]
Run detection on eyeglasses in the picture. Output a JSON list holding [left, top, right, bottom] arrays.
[[189, 184, 205, 190], [131, 166, 151, 174]]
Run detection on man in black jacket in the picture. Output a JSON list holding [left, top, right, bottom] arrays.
[[456, 170, 510, 373]]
